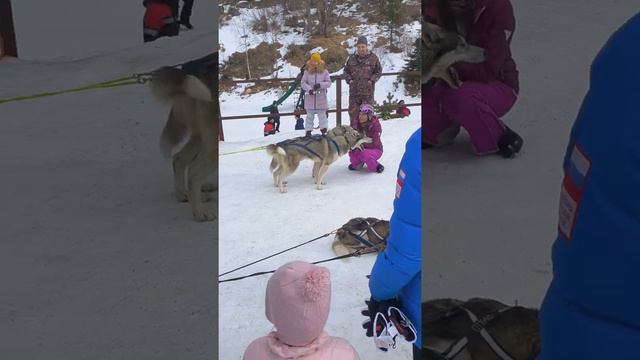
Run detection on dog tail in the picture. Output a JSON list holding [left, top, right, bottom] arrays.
[[150, 66, 212, 104], [159, 108, 188, 158], [266, 144, 286, 157], [331, 239, 352, 261]]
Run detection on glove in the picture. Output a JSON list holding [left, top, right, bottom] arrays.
[[308, 89, 315, 95], [361, 297, 400, 337], [313, 83, 321, 90]]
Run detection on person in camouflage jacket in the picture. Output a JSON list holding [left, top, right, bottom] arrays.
[[343, 36, 382, 125]]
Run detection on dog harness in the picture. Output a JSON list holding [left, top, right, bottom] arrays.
[[346, 218, 387, 251], [278, 134, 353, 160], [437, 306, 516, 360]]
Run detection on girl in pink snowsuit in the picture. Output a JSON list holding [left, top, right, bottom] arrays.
[[243, 261, 360, 360], [349, 104, 384, 173]]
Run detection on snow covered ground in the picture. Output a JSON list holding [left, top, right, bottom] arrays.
[[424, 0, 639, 310], [1, 2, 217, 359], [219, 115, 420, 359]]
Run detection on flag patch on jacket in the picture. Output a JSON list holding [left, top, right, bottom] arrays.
[[396, 169, 406, 199], [558, 144, 591, 240]]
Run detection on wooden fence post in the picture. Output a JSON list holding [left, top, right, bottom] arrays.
[[0, 0, 18, 58], [335, 77, 342, 126], [218, 99, 224, 141]]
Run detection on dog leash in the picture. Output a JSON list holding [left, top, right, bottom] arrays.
[[218, 247, 378, 283], [218, 229, 339, 278]]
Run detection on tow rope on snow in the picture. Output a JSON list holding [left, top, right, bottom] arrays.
[[219, 145, 267, 156], [218, 247, 377, 284], [218, 228, 380, 284], [0, 60, 185, 106]]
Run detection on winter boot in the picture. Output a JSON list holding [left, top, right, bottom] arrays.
[[320, 128, 327, 136], [180, 18, 193, 30], [305, 131, 312, 138], [496, 126, 524, 158], [375, 163, 384, 173]]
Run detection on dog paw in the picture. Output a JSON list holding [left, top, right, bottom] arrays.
[[193, 210, 217, 222], [175, 192, 189, 202]]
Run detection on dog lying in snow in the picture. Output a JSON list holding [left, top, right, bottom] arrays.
[[422, 298, 540, 360]]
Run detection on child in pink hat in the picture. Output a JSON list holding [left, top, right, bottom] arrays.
[[243, 261, 360, 360]]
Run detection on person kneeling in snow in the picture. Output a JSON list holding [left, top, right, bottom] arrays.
[[143, 0, 179, 43], [362, 129, 421, 358], [243, 261, 360, 360], [422, 0, 523, 157], [348, 104, 384, 173]]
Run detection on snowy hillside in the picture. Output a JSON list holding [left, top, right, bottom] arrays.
[[1, 5, 217, 359], [219, 1, 421, 141]]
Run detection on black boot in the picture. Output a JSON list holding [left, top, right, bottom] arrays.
[[497, 126, 524, 158], [320, 128, 327, 136], [305, 131, 312, 138], [180, 18, 193, 30], [375, 163, 384, 173]]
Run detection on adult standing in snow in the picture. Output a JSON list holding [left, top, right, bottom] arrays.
[[243, 261, 361, 360], [301, 52, 331, 137], [422, 0, 524, 158], [143, 0, 179, 43], [343, 36, 382, 126], [348, 104, 384, 173], [537, 13, 640, 359], [362, 129, 421, 358], [179, 0, 195, 29]]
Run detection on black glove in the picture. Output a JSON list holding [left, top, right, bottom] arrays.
[[361, 297, 400, 337], [313, 83, 321, 90], [308, 89, 315, 95]]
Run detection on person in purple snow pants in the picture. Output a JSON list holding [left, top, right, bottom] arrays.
[[348, 104, 384, 174], [423, 0, 524, 158]]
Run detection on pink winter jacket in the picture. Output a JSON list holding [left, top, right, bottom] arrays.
[[243, 332, 360, 360], [301, 66, 331, 111], [242, 261, 360, 360]]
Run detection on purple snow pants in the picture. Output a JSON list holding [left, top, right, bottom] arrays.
[[422, 81, 517, 154], [349, 148, 382, 172]]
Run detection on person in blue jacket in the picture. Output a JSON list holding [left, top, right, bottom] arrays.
[[537, 13, 640, 359], [362, 128, 421, 358]]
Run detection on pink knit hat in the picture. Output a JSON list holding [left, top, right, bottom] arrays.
[[265, 261, 332, 346]]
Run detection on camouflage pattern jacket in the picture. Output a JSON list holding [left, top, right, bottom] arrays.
[[342, 52, 383, 96]]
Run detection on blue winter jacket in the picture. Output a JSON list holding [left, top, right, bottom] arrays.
[[369, 129, 422, 348], [537, 13, 640, 359]]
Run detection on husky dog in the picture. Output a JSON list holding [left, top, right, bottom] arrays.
[[423, 21, 486, 88], [266, 125, 370, 193], [423, 298, 540, 360], [331, 217, 390, 257], [149, 62, 218, 222]]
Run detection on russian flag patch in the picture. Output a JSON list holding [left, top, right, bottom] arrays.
[[558, 144, 591, 240], [396, 169, 406, 199]]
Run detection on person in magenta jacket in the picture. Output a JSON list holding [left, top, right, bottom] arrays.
[[423, 0, 523, 157], [348, 104, 384, 173]]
